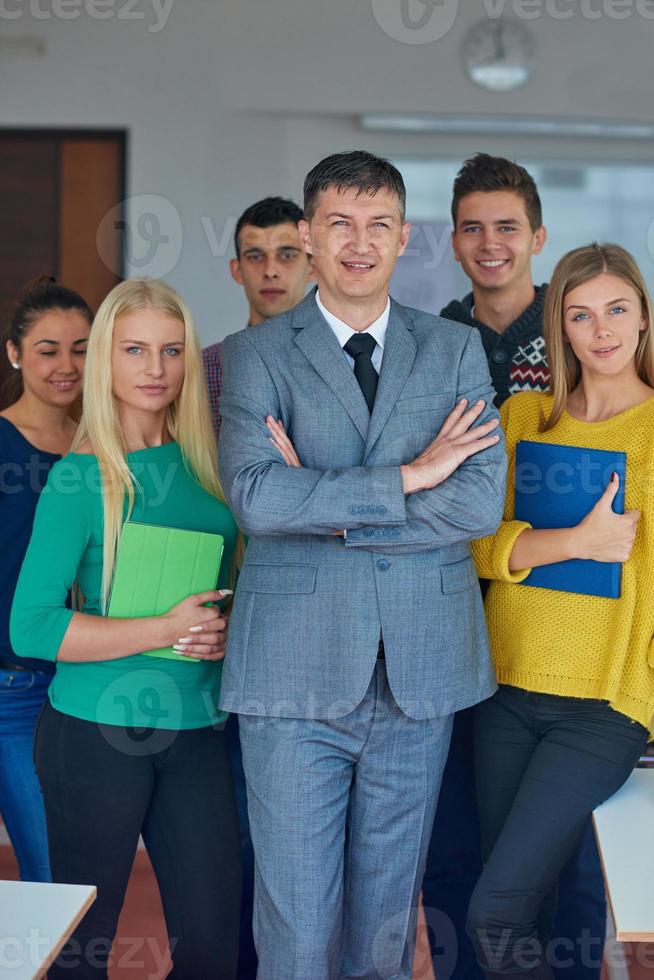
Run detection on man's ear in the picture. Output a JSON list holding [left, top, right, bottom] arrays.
[[532, 225, 547, 256], [230, 258, 244, 286], [298, 219, 313, 258], [397, 221, 411, 258], [306, 255, 317, 283]]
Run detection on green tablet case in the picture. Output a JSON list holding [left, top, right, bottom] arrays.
[[108, 522, 225, 663]]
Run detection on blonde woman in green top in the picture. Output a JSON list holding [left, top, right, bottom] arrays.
[[11, 279, 241, 979]]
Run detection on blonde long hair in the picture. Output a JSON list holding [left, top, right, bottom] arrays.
[[541, 242, 654, 432], [72, 278, 241, 611]]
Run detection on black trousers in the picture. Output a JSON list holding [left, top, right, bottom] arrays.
[[467, 685, 647, 979], [35, 701, 241, 979]]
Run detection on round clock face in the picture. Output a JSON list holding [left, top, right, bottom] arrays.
[[462, 19, 536, 92]]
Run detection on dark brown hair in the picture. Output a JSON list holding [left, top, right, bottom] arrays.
[[451, 153, 542, 231], [303, 150, 406, 221], [234, 197, 304, 258], [3, 276, 92, 404]]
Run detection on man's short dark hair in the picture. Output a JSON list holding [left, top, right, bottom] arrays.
[[303, 150, 406, 222], [234, 196, 304, 258], [451, 153, 543, 232]]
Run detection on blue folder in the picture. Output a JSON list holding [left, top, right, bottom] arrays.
[[513, 440, 627, 599]]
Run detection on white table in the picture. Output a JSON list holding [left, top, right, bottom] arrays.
[[0, 880, 96, 980], [593, 767, 654, 979]]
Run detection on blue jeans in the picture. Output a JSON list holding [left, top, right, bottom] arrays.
[[0, 667, 51, 881], [422, 706, 607, 980]]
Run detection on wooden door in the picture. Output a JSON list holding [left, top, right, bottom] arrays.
[[0, 130, 125, 409]]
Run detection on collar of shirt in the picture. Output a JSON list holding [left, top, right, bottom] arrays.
[[316, 290, 390, 373]]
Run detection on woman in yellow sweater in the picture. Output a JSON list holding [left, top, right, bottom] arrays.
[[466, 242, 654, 979]]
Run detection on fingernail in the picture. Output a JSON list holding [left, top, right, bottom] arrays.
[[189, 626, 203, 633], [173, 645, 187, 653], [218, 589, 234, 596], [176, 637, 191, 644]]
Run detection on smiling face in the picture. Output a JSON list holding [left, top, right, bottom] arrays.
[[298, 186, 410, 312], [451, 190, 546, 295], [111, 307, 186, 418], [230, 222, 313, 325], [563, 272, 647, 381], [7, 309, 89, 408]]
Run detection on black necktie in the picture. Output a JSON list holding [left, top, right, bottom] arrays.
[[344, 333, 378, 413]]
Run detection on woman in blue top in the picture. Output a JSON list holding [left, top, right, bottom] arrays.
[[11, 279, 242, 979], [0, 277, 91, 882]]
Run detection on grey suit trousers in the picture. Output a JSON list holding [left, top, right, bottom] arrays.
[[239, 660, 453, 980]]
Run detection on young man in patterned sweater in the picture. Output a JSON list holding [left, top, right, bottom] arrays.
[[421, 154, 605, 980]]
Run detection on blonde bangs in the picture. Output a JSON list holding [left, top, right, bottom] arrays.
[[73, 278, 242, 611]]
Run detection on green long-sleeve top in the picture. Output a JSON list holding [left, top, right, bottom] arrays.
[[10, 442, 238, 729]]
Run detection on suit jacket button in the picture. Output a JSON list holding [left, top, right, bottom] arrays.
[[377, 559, 391, 572]]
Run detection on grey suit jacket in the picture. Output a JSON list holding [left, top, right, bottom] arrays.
[[217, 291, 506, 720]]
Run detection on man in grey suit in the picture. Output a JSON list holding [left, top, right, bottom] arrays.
[[218, 150, 506, 980]]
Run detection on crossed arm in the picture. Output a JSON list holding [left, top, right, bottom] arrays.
[[218, 329, 507, 552]]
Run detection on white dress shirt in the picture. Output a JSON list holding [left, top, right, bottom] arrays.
[[316, 291, 390, 374]]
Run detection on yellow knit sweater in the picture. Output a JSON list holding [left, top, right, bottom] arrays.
[[473, 390, 654, 732]]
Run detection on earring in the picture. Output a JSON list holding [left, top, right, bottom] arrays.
[[11, 362, 20, 370]]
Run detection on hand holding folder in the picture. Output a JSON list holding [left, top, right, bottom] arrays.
[[108, 522, 225, 662], [514, 440, 628, 599]]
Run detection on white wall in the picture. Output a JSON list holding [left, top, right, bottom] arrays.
[[1, 0, 653, 341]]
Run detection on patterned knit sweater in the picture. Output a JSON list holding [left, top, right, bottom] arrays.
[[441, 284, 549, 405], [472, 390, 654, 732]]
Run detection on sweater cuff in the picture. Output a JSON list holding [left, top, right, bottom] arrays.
[[491, 520, 533, 583]]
